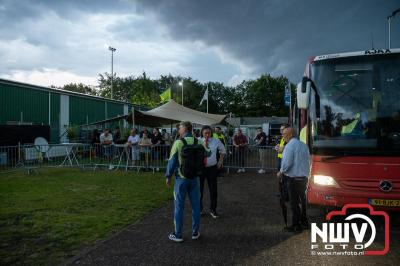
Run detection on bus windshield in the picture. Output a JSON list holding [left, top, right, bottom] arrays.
[[310, 53, 400, 154]]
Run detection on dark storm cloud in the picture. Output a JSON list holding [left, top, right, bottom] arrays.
[[137, 0, 400, 81], [1, 0, 398, 86], [0, 0, 134, 21], [0, 0, 136, 45]]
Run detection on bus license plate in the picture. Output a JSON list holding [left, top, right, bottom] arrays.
[[369, 199, 400, 207]]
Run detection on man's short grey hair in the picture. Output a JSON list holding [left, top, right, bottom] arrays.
[[285, 126, 298, 137], [179, 121, 193, 132]]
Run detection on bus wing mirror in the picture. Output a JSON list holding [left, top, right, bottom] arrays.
[[315, 93, 320, 118], [297, 80, 310, 109]]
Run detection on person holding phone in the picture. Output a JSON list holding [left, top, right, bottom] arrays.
[[200, 125, 226, 218]]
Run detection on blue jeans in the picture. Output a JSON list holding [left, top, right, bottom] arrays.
[[173, 176, 201, 238], [103, 146, 114, 158]]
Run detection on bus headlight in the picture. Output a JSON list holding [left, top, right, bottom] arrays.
[[313, 175, 339, 187]]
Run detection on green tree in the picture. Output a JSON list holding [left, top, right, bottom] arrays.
[[68, 71, 295, 118], [98, 72, 160, 108], [130, 72, 160, 108], [98, 73, 133, 101], [62, 83, 98, 96]]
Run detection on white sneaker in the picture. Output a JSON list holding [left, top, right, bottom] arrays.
[[242, 168, 246, 173], [108, 164, 114, 170], [169, 233, 183, 242], [237, 169, 242, 173], [258, 169, 266, 174], [192, 232, 200, 240]]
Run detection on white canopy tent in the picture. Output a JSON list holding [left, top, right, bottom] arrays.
[[83, 100, 227, 128], [140, 100, 227, 125]]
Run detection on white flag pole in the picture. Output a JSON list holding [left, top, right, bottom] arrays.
[[200, 84, 208, 107], [207, 84, 209, 113]]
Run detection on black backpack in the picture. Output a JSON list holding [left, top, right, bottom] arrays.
[[180, 138, 205, 178]]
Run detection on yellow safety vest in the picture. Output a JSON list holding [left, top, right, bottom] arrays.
[[300, 126, 307, 144], [277, 138, 285, 158], [213, 133, 227, 147]]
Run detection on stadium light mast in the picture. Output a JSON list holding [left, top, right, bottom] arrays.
[[108, 46, 116, 99], [179, 80, 184, 106], [387, 9, 400, 49]]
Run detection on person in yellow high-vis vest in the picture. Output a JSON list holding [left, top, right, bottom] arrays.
[[275, 124, 289, 170], [213, 126, 227, 177], [299, 125, 307, 144]]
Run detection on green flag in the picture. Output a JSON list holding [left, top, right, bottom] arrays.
[[160, 87, 171, 102]]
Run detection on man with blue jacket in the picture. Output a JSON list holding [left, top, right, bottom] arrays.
[[165, 121, 209, 242]]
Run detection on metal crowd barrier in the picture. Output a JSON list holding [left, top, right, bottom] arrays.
[[224, 145, 277, 172], [0, 143, 278, 173], [0, 143, 91, 173], [90, 143, 170, 172]]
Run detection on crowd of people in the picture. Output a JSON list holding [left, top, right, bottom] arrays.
[[90, 127, 172, 170], [89, 125, 286, 173], [164, 121, 311, 242]]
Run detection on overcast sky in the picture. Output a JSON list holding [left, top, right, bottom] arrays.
[[0, 0, 399, 87]]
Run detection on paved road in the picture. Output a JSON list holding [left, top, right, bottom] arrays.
[[65, 172, 399, 266]]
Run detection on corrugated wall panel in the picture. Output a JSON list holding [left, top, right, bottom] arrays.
[[50, 93, 60, 143], [0, 84, 48, 124], [69, 96, 106, 125], [105, 102, 125, 130], [106, 102, 124, 118]]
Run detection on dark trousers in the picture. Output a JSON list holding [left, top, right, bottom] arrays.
[[236, 147, 245, 168], [288, 177, 308, 227], [277, 158, 282, 171], [200, 165, 218, 212]]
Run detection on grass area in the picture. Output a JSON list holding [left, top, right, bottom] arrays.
[[0, 168, 172, 265]]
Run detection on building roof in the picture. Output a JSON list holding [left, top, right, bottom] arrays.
[[0, 78, 142, 107]]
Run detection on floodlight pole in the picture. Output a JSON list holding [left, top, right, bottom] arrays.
[[109, 46, 116, 99], [181, 82, 184, 106], [179, 80, 184, 106]]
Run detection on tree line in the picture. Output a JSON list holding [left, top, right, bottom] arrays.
[[58, 72, 295, 117]]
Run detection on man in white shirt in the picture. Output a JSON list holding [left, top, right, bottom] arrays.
[[200, 125, 226, 218], [100, 128, 114, 170], [277, 126, 310, 232], [127, 128, 140, 166]]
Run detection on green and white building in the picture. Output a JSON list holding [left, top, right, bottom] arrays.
[[0, 79, 140, 143]]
